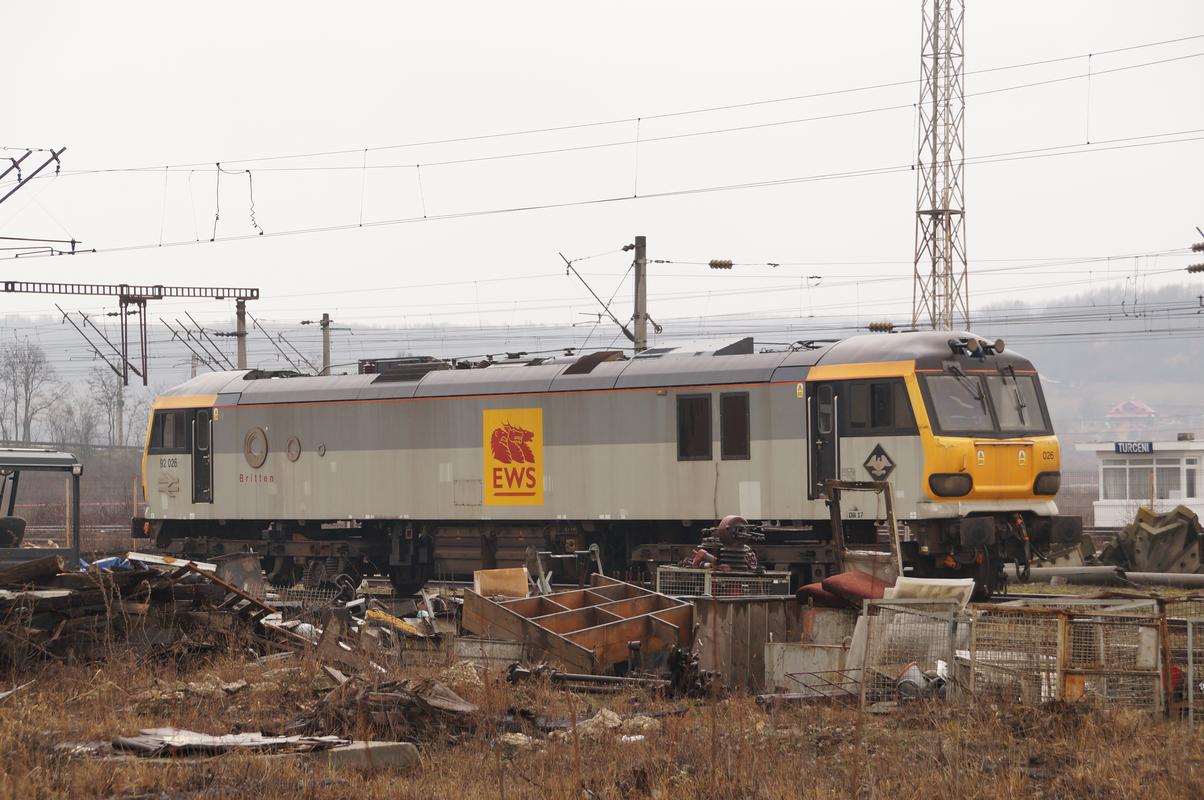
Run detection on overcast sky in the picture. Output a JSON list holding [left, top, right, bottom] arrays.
[[3, 0, 1203, 371]]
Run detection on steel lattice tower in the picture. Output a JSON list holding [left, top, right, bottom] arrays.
[[912, 0, 969, 331]]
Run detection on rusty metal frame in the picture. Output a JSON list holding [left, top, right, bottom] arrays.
[[461, 574, 692, 674], [824, 479, 902, 576]]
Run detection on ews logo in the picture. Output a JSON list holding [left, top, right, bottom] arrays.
[[482, 408, 544, 506]]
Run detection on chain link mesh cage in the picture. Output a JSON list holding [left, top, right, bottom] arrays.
[[655, 566, 791, 597], [1064, 614, 1162, 711], [1161, 597, 1204, 725], [859, 600, 963, 708], [969, 609, 1062, 704], [966, 607, 1162, 712]]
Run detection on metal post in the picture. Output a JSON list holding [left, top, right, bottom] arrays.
[[1189, 621, 1195, 727], [947, 611, 959, 702], [859, 600, 875, 710], [884, 482, 904, 577], [320, 312, 331, 376], [235, 299, 247, 369], [115, 383, 124, 447], [969, 607, 978, 695], [138, 299, 149, 386], [633, 235, 647, 353], [119, 297, 130, 386], [70, 472, 81, 565]]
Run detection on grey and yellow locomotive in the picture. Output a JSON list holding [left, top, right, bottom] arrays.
[[135, 331, 1078, 595]]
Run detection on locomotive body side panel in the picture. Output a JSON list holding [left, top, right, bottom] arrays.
[[147, 381, 817, 524]]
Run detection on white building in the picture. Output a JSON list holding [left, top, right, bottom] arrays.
[[1075, 438, 1202, 528]]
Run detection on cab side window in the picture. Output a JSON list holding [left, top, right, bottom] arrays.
[[842, 379, 916, 436], [148, 410, 189, 453]]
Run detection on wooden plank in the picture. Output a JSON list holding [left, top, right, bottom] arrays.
[[0, 555, 64, 586], [694, 602, 715, 673], [717, 603, 733, 687], [189, 564, 276, 614], [730, 601, 751, 692], [748, 599, 769, 692]]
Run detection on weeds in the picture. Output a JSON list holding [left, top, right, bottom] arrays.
[[3, 651, 1204, 799]]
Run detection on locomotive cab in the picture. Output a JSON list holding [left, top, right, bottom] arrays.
[[906, 337, 1073, 591], [143, 405, 214, 509], [801, 334, 1073, 593]]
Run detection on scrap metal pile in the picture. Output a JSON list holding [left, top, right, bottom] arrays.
[[1099, 505, 1204, 575], [0, 553, 252, 663], [0, 549, 462, 668], [1025, 506, 1204, 588]]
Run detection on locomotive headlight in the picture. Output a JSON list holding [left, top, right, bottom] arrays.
[[1033, 471, 1061, 496], [929, 473, 973, 497]]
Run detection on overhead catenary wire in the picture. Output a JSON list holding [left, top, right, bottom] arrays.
[[24, 32, 1204, 179], [5, 128, 1203, 265], [34, 50, 1204, 182], [31, 292, 1204, 384], [0, 243, 1189, 325]]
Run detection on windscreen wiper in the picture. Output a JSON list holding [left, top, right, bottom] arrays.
[[946, 363, 984, 401], [999, 365, 1028, 423]]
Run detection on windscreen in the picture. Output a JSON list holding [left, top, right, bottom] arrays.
[[924, 375, 994, 432], [924, 372, 1051, 435], [986, 374, 1048, 434]]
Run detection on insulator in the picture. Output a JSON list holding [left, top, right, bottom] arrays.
[[867, 321, 895, 332], [1192, 242, 1204, 252], [1188, 263, 1204, 273], [708, 259, 733, 270]]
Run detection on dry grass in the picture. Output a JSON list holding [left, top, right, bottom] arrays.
[[3, 648, 1204, 800]]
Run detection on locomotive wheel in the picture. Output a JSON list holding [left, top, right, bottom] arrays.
[[388, 563, 432, 598]]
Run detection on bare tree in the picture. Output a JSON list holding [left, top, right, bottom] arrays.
[[44, 390, 76, 446], [87, 366, 123, 446], [122, 388, 153, 446], [0, 340, 57, 443], [0, 374, 11, 441], [44, 385, 100, 447]]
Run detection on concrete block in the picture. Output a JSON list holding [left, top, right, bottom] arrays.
[[306, 741, 419, 772]]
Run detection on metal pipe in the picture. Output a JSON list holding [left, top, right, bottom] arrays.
[[1124, 572, 1204, 589], [553, 672, 667, 687], [1024, 566, 1124, 584]]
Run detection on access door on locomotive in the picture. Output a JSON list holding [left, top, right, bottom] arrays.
[[804, 366, 921, 502]]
